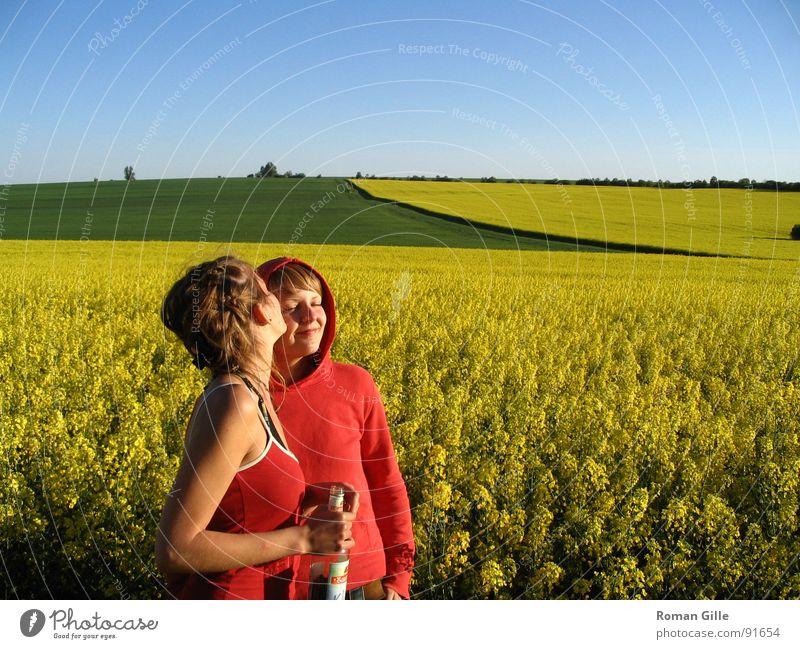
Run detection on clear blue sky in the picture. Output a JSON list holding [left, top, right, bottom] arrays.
[[1, 0, 798, 183]]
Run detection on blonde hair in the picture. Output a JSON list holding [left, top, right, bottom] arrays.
[[161, 256, 270, 379], [267, 262, 323, 297]]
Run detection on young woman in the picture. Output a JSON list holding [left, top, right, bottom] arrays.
[[257, 257, 415, 600], [156, 255, 357, 599]]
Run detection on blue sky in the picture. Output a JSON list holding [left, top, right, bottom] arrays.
[[1, 0, 798, 183]]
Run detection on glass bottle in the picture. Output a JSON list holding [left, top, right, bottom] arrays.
[[308, 486, 350, 600]]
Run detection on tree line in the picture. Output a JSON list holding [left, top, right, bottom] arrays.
[[120, 163, 798, 191], [352, 173, 799, 190], [573, 176, 800, 191]]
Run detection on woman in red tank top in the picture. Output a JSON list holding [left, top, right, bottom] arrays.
[[156, 256, 358, 599]]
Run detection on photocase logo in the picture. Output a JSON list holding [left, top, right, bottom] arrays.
[[20, 609, 45, 637]]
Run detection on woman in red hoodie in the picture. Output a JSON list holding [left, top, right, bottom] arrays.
[[257, 257, 415, 599], [156, 256, 357, 599]]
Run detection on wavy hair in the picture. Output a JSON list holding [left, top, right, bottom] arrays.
[[161, 256, 270, 379]]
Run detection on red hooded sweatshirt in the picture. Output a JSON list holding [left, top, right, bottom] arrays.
[[257, 257, 415, 599]]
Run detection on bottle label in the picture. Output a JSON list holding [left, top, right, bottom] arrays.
[[326, 560, 349, 600]]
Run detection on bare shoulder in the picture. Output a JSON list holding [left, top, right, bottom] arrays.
[[189, 378, 261, 443], [200, 377, 257, 410]]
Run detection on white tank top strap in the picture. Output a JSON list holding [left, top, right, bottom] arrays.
[[192, 381, 266, 471], [196, 380, 298, 468]]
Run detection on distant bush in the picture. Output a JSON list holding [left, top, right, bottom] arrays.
[[792, 225, 800, 240]]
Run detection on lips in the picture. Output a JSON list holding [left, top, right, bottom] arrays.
[[297, 328, 320, 337]]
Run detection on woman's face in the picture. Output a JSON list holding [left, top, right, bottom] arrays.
[[275, 286, 327, 362]]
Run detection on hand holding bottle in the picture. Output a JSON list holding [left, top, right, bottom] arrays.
[[307, 485, 356, 599], [301, 483, 358, 556], [303, 507, 355, 555]]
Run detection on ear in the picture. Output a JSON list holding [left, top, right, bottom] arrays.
[[252, 302, 270, 325]]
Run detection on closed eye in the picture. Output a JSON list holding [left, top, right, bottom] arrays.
[[281, 301, 322, 313]]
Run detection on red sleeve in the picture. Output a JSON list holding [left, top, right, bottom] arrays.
[[360, 379, 415, 599]]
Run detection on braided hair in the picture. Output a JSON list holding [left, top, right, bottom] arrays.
[[161, 256, 270, 377]]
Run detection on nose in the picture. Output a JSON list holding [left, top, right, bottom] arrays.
[[298, 302, 314, 323]]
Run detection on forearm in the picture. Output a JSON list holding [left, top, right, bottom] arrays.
[[157, 525, 308, 574]]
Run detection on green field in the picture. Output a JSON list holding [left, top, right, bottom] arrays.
[[354, 179, 800, 259], [1, 177, 591, 252]]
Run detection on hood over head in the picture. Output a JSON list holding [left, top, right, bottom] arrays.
[[256, 257, 336, 381]]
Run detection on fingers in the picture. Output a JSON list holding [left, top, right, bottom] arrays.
[[383, 587, 402, 600], [305, 510, 356, 555], [333, 517, 353, 547], [346, 488, 360, 515]]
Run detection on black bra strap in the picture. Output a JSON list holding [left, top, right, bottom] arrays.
[[235, 374, 287, 451]]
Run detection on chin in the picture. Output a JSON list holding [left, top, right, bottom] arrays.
[[292, 341, 318, 356]]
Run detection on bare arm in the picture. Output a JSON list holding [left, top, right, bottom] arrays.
[[155, 384, 353, 573]]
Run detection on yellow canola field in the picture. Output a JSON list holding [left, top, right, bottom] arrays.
[[354, 179, 800, 260], [2, 240, 799, 599]]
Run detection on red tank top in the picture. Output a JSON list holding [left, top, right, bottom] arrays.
[[167, 382, 305, 599]]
